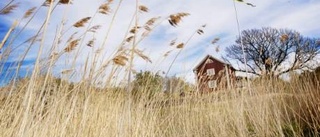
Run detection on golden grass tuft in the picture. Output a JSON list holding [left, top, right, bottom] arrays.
[[73, 17, 91, 28], [139, 5, 149, 13], [113, 55, 128, 66], [99, 1, 113, 15], [23, 7, 36, 19], [64, 39, 80, 52], [59, 0, 72, 4], [168, 13, 190, 27], [130, 26, 141, 34], [43, 0, 54, 6], [176, 42, 184, 49], [0, 3, 19, 15]]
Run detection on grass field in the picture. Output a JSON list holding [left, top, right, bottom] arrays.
[[1, 0, 320, 137]]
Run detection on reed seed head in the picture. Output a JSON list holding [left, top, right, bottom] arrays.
[[113, 55, 128, 66], [23, 7, 36, 18], [139, 5, 149, 13], [87, 38, 95, 47], [176, 43, 184, 49], [126, 36, 134, 42], [64, 39, 80, 52], [99, 2, 112, 15], [211, 38, 220, 45], [73, 17, 91, 28], [59, 0, 72, 4], [168, 13, 190, 27], [88, 25, 101, 33], [0, 3, 19, 15]]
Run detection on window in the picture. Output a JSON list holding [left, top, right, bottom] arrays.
[[208, 80, 217, 88], [207, 68, 215, 76]]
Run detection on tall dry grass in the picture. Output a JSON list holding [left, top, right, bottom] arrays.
[[0, 74, 319, 137], [0, 0, 320, 137]]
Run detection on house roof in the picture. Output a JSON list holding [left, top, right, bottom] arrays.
[[193, 55, 234, 71]]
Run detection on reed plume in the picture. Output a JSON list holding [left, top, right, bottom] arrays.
[[139, 5, 149, 13], [0, 3, 19, 15], [130, 26, 141, 34], [87, 38, 95, 47], [99, 1, 113, 15], [176, 43, 184, 49], [134, 49, 152, 63], [88, 25, 101, 33], [170, 38, 177, 46], [113, 55, 128, 66], [126, 36, 134, 42], [59, 0, 72, 4], [23, 7, 36, 19], [73, 17, 91, 28], [211, 38, 220, 45], [43, 0, 54, 6], [168, 13, 190, 27], [64, 39, 80, 52]]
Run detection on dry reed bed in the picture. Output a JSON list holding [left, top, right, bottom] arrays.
[[0, 77, 319, 137]]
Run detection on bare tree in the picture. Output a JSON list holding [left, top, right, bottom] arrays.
[[225, 27, 320, 77]]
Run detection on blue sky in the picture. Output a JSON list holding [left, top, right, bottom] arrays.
[[0, 0, 320, 85]]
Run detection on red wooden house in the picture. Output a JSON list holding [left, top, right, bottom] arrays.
[[193, 55, 236, 92]]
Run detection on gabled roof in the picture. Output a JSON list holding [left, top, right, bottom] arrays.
[[193, 55, 234, 71]]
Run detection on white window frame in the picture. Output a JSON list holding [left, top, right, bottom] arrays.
[[207, 68, 215, 76], [208, 80, 217, 88]]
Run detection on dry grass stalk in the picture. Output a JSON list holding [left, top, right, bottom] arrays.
[[25, 33, 41, 44], [176, 43, 184, 49], [0, 20, 17, 50], [168, 13, 190, 27], [73, 17, 91, 28], [139, 5, 149, 13], [61, 69, 73, 74], [113, 55, 128, 66], [134, 49, 152, 63], [23, 7, 36, 18], [64, 39, 80, 52], [66, 32, 78, 43], [0, 3, 19, 15]]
